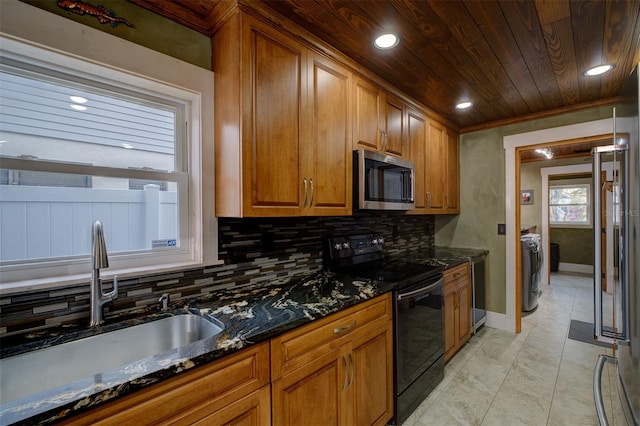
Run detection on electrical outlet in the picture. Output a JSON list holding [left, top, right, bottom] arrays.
[[498, 223, 506, 235]]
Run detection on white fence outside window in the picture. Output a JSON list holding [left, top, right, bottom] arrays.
[[0, 184, 177, 262]]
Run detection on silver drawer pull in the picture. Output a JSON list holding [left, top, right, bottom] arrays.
[[334, 320, 356, 334]]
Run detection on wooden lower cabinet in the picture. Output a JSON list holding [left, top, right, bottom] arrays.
[[59, 342, 270, 426], [443, 262, 471, 362], [271, 294, 394, 426]]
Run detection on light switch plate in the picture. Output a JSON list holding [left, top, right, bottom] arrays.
[[498, 223, 506, 235]]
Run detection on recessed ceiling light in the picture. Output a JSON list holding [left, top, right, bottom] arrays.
[[70, 104, 87, 111], [455, 101, 473, 110], [535, 148, 553, 159], [374, 33, 399, 49], [583, 64, 615, 76], [69, 96, 88, 104]]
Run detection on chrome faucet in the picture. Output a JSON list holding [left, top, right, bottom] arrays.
[[90, 220, 118, 326], [158, 293, 170, 311]]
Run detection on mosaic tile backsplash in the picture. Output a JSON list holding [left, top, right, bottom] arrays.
[[0, 214, 434, 338]]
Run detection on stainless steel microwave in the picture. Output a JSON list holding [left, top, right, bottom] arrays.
[[353, 149, 415, 210]]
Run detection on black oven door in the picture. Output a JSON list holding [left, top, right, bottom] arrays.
[[394, 275, 444, 394]]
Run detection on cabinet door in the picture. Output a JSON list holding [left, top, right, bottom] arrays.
[[350, 322, 394, 426], [408, 109, 427, 211], [443, 284, 457, 361], [353, 78, 382, 151], [425, 120, 446, 212], [382, 94, 405, 158], [304, 53, 351, 215], [242, 16, 306, 216], [272, 348, 345, 426], [192, 386, 271, 426], [445, 129, 460, 212], [457, 281, 471, 345]]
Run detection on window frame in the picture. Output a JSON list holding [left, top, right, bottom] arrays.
[[0, 34, 218, 293], [549, 183, 592, 228]]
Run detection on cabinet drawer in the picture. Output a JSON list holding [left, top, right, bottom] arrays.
[[444, 262, 470, 287], [271, 294, 392, 379], [60, 342, 270, 425]]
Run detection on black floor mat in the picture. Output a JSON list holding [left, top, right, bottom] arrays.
[[568, 320, 613, 348]]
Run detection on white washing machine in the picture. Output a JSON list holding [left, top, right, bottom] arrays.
[[521, 233, 543, 312]]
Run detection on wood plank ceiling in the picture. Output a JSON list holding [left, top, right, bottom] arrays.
[[131, 0, 640, 132]]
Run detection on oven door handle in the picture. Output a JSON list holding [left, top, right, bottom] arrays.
[[396, 278, 443, 301]]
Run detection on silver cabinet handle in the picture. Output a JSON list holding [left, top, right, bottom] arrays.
[[427, 191, 432, 208], [593, 354, 616, 426], [310, 178, 314, 207], [348, 352, 354, 387], [342, 355, 348, 391], [333, 320, 356, 334], [303, 178, 308, 208]]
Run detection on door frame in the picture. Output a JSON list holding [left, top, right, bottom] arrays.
[[504, 119, 613, 333], [540, 163, 614, 290]]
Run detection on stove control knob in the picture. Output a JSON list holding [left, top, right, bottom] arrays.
[[342, 242, 350, 249], [379, 237, 385, 244], [334, 243, 342, 251], [372, 239, 379, 245]]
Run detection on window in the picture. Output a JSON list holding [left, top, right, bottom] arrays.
[[0, 35, 214, 289], [549, 184, 591, 227]]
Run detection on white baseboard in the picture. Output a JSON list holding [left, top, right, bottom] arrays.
[[558, 262, 593, 274], [485, 311, 510, 332]]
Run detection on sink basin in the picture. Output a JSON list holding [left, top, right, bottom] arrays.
[[0, 313, 224, 405]]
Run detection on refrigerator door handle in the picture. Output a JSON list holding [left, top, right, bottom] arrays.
[[593, 354, 617, 426]]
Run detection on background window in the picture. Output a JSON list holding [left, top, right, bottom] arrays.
[[549, 183, 591, 227]]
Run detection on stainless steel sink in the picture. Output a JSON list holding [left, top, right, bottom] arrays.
[[0, 313, 224, 404]]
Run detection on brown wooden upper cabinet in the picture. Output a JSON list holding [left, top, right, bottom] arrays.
[[409, 113, 460, 215], [353, 77, 407, 159], [213, 12, 351, 217]]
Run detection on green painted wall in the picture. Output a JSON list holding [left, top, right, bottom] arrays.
[[435, 106, 613, 315], [550, 228, 593, 265], [21, 0, 211, 69], [520, 161, 544, 233], [435, 131, 506, 313]]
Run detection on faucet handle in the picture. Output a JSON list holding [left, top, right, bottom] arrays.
[[159, 293, 170, 311], [103, 275, 118, 300]]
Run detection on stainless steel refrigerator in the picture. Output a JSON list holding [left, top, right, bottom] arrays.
[[592, 64, 639, 425]]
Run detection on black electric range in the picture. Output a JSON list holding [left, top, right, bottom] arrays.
[[322, 234, 442, 289]]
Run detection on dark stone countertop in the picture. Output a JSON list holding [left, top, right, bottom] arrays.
[[402, 246, 489, 269], [0, 270, 394, 426], [0, 246, 486, 425]]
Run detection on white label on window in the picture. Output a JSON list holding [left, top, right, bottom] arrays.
[[152, 239, 177, 248]]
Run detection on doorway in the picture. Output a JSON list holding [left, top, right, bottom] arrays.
[[504, 119, 614, 333]]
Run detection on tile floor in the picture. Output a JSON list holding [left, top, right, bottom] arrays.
[[402, 272, 625, 426]]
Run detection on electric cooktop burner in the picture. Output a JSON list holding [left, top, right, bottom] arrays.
[[323, 234, 443, 289]]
